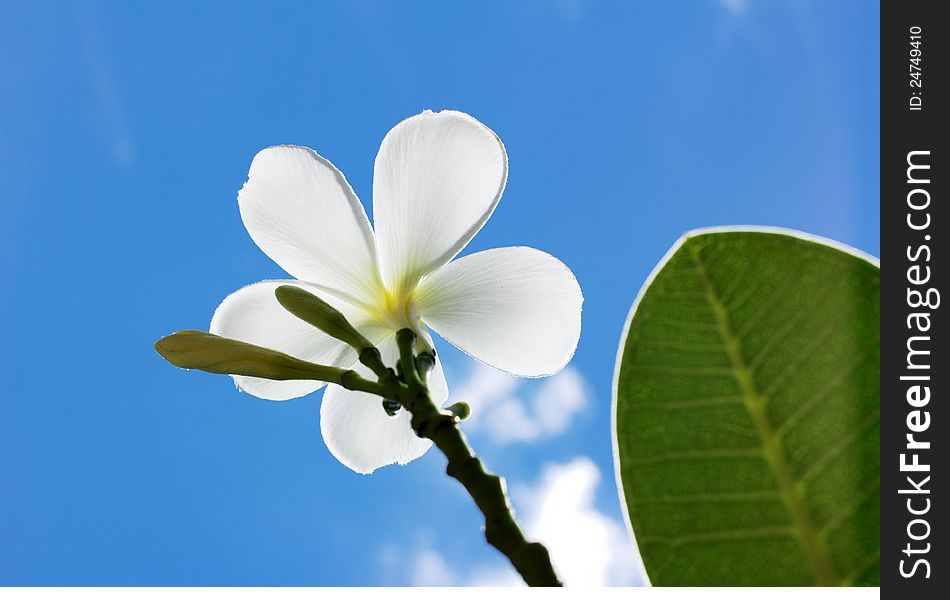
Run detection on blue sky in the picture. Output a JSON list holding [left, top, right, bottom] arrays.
[[0, 0, 878, 586]]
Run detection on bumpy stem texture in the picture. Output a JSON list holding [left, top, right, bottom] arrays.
[[394, 330, 562, 587]]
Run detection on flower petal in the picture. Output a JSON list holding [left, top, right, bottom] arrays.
[[239, 146, 382, 307], [415, 247, 583, 377], [373, 110, 507, 293], [209, 280, 364, 400], [320, 335, 448, 474]]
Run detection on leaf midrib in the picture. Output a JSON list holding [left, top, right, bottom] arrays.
[[687, 243, 838, 586]]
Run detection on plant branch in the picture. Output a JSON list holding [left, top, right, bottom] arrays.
[[392, 329, 563, 587], [156, 315, 563, 585]]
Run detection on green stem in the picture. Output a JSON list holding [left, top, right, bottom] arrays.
[[393, 329, 563, 587], [337, 370, 389, 396]]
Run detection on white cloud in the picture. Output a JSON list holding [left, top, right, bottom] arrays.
[[453, 364, 589, 445], [532, 368, 587, 437], [409, 548, 456, 586], [554, 0, 586, 24], [467, 566, 524, 587], [515, 458, 645, 586], [400, 457, 647, 587], [75, 3, 135, 165], [718, 0, 748, 14], [408, 544, 523, 587]]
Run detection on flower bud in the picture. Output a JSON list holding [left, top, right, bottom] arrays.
[[445, 401, 471, 421], [154, 330, 347, 382], [275, 285, 373, 351]]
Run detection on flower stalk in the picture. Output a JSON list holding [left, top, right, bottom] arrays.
[[346, 326, 561, 585], [390, 328, 562, 587]]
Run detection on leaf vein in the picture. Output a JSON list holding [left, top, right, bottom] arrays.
[[636, 394, 745, 410], [773, 347, 879, 437], [734, 260, 806, 338], [819, 475, 880, 538], [799, 409, 880, 483], [635, 490, 783, 505], [688, 243, 838, 585], [628, 448, 763, 466], [640, 526, 796, 547]]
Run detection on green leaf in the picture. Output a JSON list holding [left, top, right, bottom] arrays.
[[614, 229, 880, 586], [155, 330, 350, 383]]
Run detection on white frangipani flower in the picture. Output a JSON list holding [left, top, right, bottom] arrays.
[[210, 110, 583, 474]]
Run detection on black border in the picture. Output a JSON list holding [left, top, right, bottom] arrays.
[[881, 0, 945, 594]]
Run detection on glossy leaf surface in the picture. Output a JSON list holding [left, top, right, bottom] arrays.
[[614, 230, 880, 586]]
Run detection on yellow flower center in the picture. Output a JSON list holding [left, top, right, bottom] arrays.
[[369, 286, 419, 333]]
